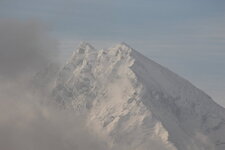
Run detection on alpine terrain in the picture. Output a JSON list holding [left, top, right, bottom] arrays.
[[53, 42, 225, 150]]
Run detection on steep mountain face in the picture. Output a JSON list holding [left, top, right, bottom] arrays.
[[53, 42, 225, 150]]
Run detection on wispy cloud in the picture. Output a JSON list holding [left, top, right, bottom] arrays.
[[0, 19, 110, 150]]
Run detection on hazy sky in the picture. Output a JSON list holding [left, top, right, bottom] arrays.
[[0, 0, 225, 107]]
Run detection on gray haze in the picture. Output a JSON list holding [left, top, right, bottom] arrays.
[[0, 19, 110, 150], [0, 19, 59, 79]]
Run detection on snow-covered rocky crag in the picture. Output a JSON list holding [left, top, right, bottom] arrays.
[[53, 42, 225, 150]]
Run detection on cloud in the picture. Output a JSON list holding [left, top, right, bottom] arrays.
[[194, 132, 215, 150], [0, 19, 58, 79], [0, 91, 109, 150], [0, 19, 110, 150], [0, 86, 110, 150]]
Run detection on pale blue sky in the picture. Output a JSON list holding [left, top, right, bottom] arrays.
[[0, 0, 225, 107]]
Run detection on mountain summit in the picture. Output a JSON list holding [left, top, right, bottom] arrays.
[[54, 42, 225, 150]]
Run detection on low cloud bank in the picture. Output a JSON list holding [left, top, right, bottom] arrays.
[[0, 19, 109, 150]]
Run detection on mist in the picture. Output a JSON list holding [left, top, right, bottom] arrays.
[[0, 19, 109, 150]]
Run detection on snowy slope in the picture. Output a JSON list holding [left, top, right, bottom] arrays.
[[53, 42, 225, 150]]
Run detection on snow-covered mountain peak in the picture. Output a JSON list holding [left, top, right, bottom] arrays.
[[76, 41, 96, 54], [67, 41, 96, 64], [54, 42, 225, 150], [110, 42, 134, 53], [116, 42, 133, 49]]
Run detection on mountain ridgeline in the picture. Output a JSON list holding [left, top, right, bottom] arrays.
[[53, 42, 225, 150]]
